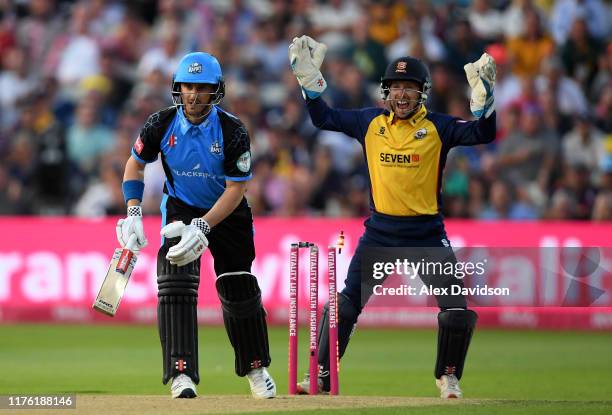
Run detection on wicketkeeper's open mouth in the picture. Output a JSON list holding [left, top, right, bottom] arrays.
[[396, 101, 410, 111]]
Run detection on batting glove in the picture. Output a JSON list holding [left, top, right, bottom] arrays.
[[288, 35, 328, 100], [161, 219, 209, 267], [116, 206, 148, 250], [464, 53, 496, 119]]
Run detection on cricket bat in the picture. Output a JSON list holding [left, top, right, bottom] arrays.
[[93, 234, 139, 317]]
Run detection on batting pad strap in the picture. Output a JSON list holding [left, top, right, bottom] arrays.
[[216, 272, 271, 376], [157, 241, 200, 296], [122, 180, 145, 204], [435, 309, 478, 380], [217, 273, 262, 318]]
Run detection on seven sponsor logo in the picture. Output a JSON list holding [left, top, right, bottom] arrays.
[[379, 152, 420, 165]]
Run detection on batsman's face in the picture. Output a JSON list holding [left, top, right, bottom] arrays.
[[180, 82, 216, 119], [388, 80, 422, 119]]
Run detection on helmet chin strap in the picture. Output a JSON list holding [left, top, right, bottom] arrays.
[[172, 90, 219, 124]]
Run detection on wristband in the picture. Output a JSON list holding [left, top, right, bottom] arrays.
[[122, 180, 145, 204]]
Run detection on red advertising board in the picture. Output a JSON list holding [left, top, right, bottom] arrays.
[[0, 217, 610, 330]]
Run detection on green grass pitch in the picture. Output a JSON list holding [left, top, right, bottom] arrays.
[[0, 324, 611, 414]]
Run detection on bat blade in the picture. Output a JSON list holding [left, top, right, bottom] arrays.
[[93, 247, 138, 317]]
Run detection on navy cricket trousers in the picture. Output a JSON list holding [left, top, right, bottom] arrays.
[[341, 212, 468, 312]]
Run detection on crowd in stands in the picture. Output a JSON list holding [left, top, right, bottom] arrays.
[[0, 0, 610, 221]]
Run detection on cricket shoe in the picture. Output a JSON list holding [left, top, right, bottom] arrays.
[[436, 374, 463, 398], [171, 374, 197, 398], [247, 367, 276, 399], [296, 369, 330, 395]]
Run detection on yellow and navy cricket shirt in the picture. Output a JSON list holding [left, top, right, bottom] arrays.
[[307, 97, 496, 217]]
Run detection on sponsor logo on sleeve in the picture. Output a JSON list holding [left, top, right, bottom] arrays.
[[237, 151, 251, 173], [134, 137, 144, 154]]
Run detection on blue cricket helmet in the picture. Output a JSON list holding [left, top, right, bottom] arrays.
[[171, 52, 225, 105]]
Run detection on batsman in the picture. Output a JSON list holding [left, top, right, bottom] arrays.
[[289, 36, 497, 398], [116, 52, 276, 399]]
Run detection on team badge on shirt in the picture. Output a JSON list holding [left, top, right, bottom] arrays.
[[414, 128, 427, 140], [210, 141, 222, 154], [237, 151, 251, 172]]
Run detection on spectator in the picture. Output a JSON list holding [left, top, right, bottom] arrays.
[[592, 192, 612, 220], [536, 57, 588, 116], [468, 0, 504, 42], [73, 158, 124, 217], [0, 46, 37, 130], [387, 10, 446, 63], [590, 43, 612, 103], [367, 0, 406, 46], [0, 0, 609, 221], [444, 19, 485, 77], [502, 0, 540, 39], [137, 18, 185, 80], [551, 0, 608, 45], [486, 43, 522, 111], [66, 98, 114, 174], [560, 16, 605, 90], [496, 104, 560, 209], [427, 63, 459, 114], [308, 0, 362, 35], [244, 18, 289, 83], [345, 16, 388, 83], [562, 114, 606, 176], [506, 8, 555, 78], [54, 3, 101, 91], [552, 164, 598, 219], [16, 0, 63, 73], [593, 84, 612, 133], [479, 180, 538, 220]]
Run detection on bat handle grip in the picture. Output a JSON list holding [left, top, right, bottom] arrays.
[[125, 234, 139, 252]]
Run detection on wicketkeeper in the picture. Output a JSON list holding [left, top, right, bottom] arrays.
[[116, 52, 276, 399], [289, 35, 497, 398]]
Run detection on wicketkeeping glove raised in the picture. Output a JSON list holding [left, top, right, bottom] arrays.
[[288, 35, 328, 99], [464, 53, 496, 119]]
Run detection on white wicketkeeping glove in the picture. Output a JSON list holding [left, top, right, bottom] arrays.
[[161, 219, 209, 267], [464, 52, 496, 119], [116, 206, 148, 250], [288, 35, 328, 99]]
